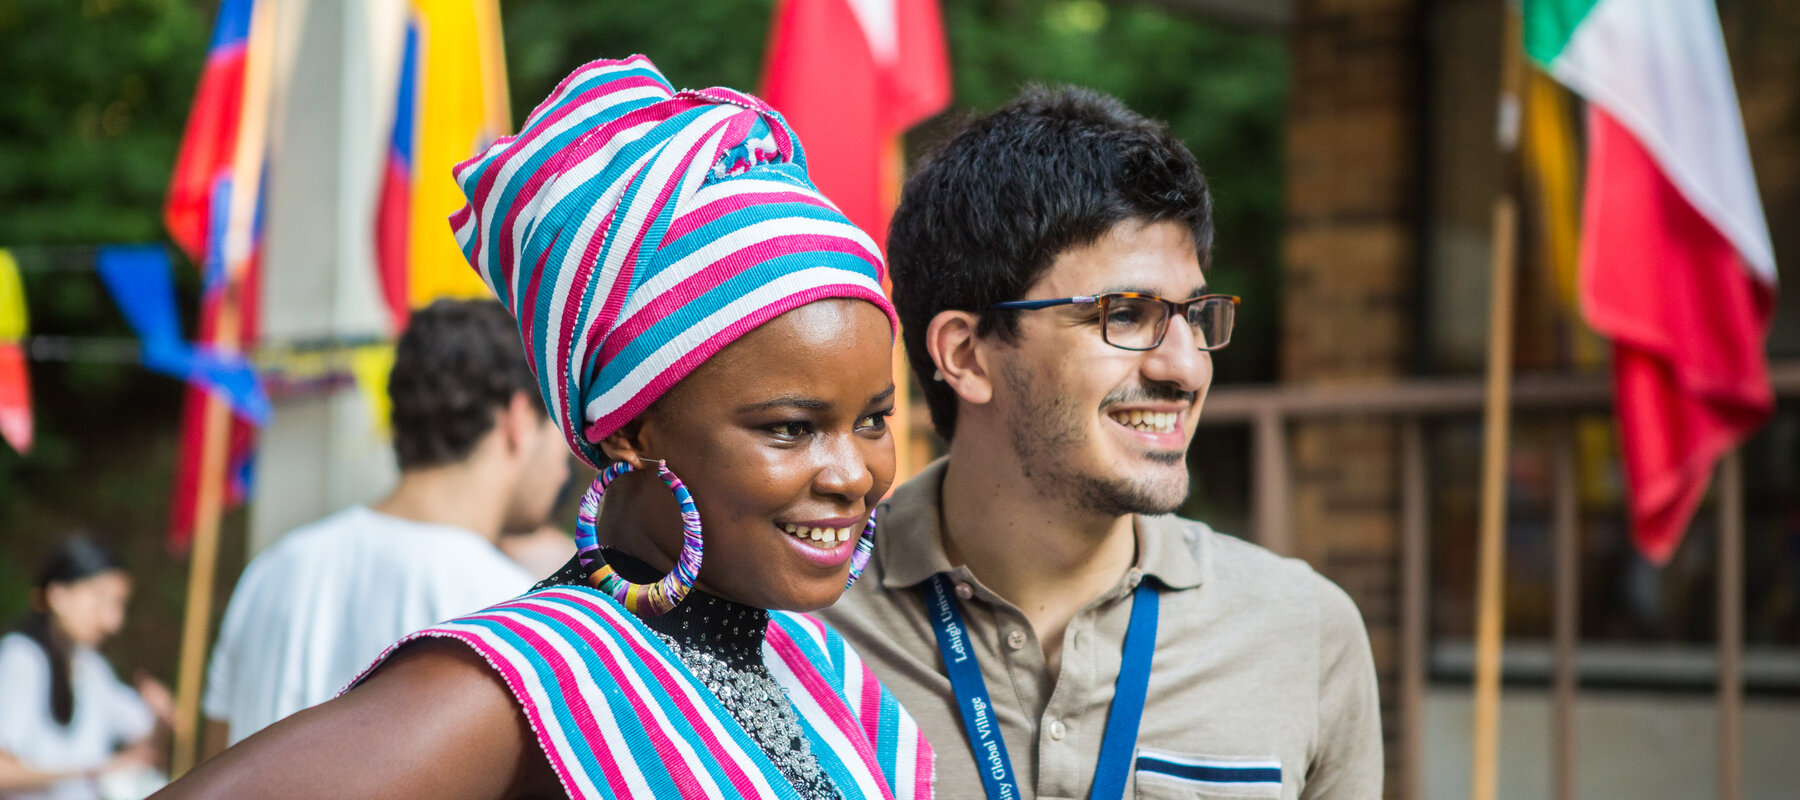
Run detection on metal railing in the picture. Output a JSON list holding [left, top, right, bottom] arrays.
[[1197, 362, 1800, 800]]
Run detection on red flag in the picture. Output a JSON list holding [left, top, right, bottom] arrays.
[[164, 0, 266, 552], [164, 0, 253, 264], [168, 253, 263, 550], [1580, 108, 1775, 565], [0, 344, 29, 455], [760, 0, 950, 249]]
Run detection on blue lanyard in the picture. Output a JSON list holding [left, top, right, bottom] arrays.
[[922, 573, 1159, 800]]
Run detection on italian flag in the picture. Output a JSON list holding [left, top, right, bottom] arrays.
[[1525, 0, 1777, 564]]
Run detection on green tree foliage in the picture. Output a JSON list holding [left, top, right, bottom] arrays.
[[0, 0, 211, 245]]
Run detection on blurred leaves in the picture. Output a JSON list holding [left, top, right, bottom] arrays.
[[0, 0, 211, 245]]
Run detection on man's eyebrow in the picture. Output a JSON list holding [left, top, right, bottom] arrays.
[[1098, 284, 1210, 298], [737, 395, 831, 414]]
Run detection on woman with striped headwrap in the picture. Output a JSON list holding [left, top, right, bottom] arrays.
[[154, 57, 932, 800]]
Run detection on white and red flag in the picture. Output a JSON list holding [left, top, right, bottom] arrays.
[[760, 0, 951, 252], [1525, 0, 1777, 564]]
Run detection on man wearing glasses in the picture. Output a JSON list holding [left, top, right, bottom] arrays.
[[818, 87, 1381, 800]]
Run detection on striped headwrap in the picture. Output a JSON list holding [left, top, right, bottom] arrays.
[[448, 55, 898, 466]]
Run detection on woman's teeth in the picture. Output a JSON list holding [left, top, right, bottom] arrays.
[[1110, 410, 1178, 434], [781, 523, 858, 543]]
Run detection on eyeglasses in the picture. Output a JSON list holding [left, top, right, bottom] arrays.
[[989, 292, 1241, 352]]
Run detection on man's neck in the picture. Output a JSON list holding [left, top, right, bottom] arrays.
[[372, 461, 509, 545], [938, 438, 1137, 672]]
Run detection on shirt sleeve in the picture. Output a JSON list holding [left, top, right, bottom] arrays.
[[1302, 577, 1384, 799], [202, 585, 246, 721], [88, 652, 155, 744], [0, 636, 50, 760]]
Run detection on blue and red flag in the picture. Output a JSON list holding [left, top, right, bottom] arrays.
[[374, 18, 421, 330], [374, 0, 510, 332]]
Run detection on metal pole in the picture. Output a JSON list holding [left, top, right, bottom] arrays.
[[1253, 408, 1291, 556], [1717, 450, 1743, 800], [1400, 418, 1428, 800], [1552, 418, 1580, 800]]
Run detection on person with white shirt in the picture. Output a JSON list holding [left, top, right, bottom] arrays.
[[200, 299, 570, 752], [0, 535, 173, 800]]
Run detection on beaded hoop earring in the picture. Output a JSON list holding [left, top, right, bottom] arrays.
[[843, 507, 877, 589], [573, 460, 703, 617]]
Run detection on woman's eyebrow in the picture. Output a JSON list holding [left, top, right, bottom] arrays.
[[737, 394, 831, 414], [868, 385, 896, 406]]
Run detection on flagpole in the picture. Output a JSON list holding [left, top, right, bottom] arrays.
[[1471, 6, 1525, 800], [169, 0, 277, 776]]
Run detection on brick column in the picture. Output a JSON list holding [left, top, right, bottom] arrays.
[[1284, 1, 1421, 795]]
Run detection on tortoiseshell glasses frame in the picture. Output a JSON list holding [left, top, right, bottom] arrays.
[[989, 292, 1241, 352]]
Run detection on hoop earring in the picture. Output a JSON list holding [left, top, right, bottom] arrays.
[[573, 460, 703, 617], [844, 507, 878, 589]]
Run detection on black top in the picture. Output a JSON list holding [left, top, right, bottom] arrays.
[[534, 551, 839, 800]]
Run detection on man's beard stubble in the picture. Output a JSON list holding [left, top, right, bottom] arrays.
[[996, 358, 1192, 518]]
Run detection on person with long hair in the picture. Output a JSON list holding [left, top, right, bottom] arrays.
[[1, 535, 173, 800], [153, 56, 931, 799]]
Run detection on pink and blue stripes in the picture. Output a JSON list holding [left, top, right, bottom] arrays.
[[446, 56, 898, 467], [350, 587, 932, 799]]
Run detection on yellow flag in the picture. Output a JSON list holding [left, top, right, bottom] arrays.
[[350, 344, 398, 438], [0, 249, 26, 341], [407, 0, 511, 309]]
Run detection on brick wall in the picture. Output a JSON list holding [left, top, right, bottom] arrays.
[[1284, 1, 1421, 796]]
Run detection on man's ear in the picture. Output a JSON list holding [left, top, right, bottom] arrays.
[[925, 310, 993, 406], [498, 392, 539, 458]]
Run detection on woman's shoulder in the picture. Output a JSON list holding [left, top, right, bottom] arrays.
[[0, 631, 45, 675]]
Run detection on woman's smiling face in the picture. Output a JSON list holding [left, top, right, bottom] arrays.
[[600, 298, 897, 612]]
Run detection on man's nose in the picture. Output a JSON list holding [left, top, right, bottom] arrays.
[[1141, 320, 1212, 393]]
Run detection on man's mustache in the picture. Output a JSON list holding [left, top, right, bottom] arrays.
[[1101, 382, 1198, 407]]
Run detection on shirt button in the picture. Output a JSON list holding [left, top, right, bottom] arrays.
[[1048, 719, 1067, 740], [1126, 568, 1143, 588], [1006, 630, 1026, 650], [954, 583, 974, 600]]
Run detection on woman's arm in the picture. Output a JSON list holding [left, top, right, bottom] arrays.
[[153, 639, 560, 800], [0, 749, 91, 791]]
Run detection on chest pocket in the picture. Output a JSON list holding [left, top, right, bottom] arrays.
[[1132, 749, 1283, 799]]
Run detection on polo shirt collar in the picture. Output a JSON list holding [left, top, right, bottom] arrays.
[[876, 458, 1207, 591]]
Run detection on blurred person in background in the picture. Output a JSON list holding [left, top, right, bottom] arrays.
[[199, 299, 568, 753], [0, 534, 174, 800], [497, 469, 581, 579], [498, 523, 578, 579]]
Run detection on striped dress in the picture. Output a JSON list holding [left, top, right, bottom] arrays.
[[351, 586, 933, 800]]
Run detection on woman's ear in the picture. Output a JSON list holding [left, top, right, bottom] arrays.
[[925, 310, 993, 406], [598, 419, 655, 469]]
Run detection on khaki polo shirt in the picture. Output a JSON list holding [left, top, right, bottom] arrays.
[[818, 460, 1382, 800]]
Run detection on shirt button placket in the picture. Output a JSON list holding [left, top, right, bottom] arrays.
[[1006, 629, 1027, 650]]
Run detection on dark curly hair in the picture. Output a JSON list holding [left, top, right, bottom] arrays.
[[888, 85, 1214, 439], [390, 299, 545, 470]]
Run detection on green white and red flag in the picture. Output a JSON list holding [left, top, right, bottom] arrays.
[[1524, 0, 1777, 565]]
